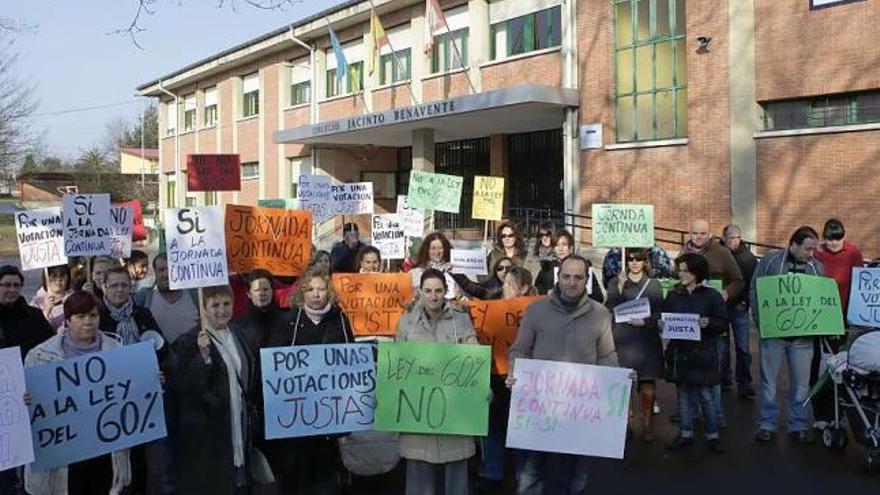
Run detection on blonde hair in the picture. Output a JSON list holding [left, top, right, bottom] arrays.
[[290, 269, 338, 308]]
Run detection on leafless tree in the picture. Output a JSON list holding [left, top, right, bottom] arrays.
[[0, 33, 39, 175]]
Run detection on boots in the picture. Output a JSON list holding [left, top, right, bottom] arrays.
[[640, 388, 655, 443]]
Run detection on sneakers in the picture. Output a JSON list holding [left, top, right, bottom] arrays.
[[754, 429, 774, 442], [707, 439, 725, 455], [665, 435, 694, 450], [789, 430, 814, 444]]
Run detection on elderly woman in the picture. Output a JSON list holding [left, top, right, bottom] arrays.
[[24, 291, 131, 495], [30, 264, 73, 332], [99, 266, 163, 345], [397, 269, 478, 495], [173, 285, 256, 495]]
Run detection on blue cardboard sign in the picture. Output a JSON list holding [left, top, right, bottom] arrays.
[[260, 343, 376, 439], [25, 342, 167, 471], [848, 267, 880, 328]]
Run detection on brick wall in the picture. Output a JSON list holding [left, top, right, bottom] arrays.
[[422, 72, 472, 102], [481, 51, 562, 91]]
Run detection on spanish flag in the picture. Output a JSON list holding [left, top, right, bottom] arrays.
[[367, 8, 389, 76]]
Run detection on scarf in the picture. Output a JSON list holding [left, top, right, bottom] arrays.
[[61, 330, 102, 358], [553, 287, 582, 313], [683, 240, 707, 255], [104, 296, 140, 345], [207, 326, 245, 468], [303, 302, 332, 325]]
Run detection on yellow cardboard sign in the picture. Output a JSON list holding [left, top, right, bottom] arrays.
[[472, 176, 504, 221]]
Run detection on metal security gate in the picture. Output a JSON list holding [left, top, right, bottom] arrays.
[[507, 128, 564, 213]]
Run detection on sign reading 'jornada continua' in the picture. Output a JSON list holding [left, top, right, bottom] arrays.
[[311, 100, 457, 136]]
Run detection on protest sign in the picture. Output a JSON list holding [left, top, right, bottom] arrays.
[[330, 183, 374, 216], [451, 249, 488, 277], [15, 207, 67, 271], [848, 267, 880, 328], [333, 273, 412, 336], [659, 278, 677, 297], [661, 313, 702, 341], [469, 296, 542, 375], [591, 204, 654, 248], [261, 344, 376, 439], [406, 171, 464, 213], [25, 342, 166, 471], [165, 206, 228, 290], [298, 174, 332, 223], [375, 342, 490, 436], [226, 205, 312, 276], [396, 195, 425, 238], [62, 194, 112, 257], [117, 201, 146, 242], [258, 198, 299, 210], [472, 176, 504, 221], [186, 154, 241, 191], [0, 347, 34, 470], [757, 274, 844, 338], [108, 204, 134, 259], [371, 214, 406, 260], [506, 359, 631, 459], [613, 298, 651, 323]]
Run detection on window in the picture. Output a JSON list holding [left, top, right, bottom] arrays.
[[380, 49, 411, 85], [292, 82, 311, 106], [166, 175, 176, 208], [432, 29, 468, 73], [242, 161, 259, 180], [185, 197, 198, 207], [614, 0, 687, 142], [183, 94, 196, 131], [165, 101, 177, 136], [762, 91, 880, 131], [326, 62, 364, 98], [289, 58, 311, 106], [491, 6, 561, 59], [242, 73, 259, 118], [204, 86, 218, 127]]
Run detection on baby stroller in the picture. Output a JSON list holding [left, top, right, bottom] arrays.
[[814, 330, 880, 472]]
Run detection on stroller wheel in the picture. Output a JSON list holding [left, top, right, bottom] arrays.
[[821, 427, 848, 451]]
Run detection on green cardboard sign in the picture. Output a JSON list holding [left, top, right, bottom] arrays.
[[592, 204, 654, 248], [659, 278, 721, 297], [756, 274, 844, 339], [405, 171, 464, 213], [375, 341, 490, 436]]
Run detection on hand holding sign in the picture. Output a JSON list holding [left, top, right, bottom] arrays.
[[660, 313, 701, 341]]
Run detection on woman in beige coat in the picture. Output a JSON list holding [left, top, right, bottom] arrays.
[[395, 268, 478, 495]]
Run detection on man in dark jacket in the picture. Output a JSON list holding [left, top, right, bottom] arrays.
[[722, 224, 759, 399], [330, 222, 364, 273]]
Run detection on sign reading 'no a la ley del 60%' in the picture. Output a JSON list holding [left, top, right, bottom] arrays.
[[756, 273, 844, 339], [405, 171, 464, 213]]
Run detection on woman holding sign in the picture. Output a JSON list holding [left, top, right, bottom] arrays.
[[396, 269, 479, 495], [30, 264, 73, 332], [24, 291, 131, 495], [662, 253, 728, 454], [605, 248, 663, 442], [173, 285, 256, 495]]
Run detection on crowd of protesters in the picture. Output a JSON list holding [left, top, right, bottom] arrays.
[[0, 214, 868, 495]]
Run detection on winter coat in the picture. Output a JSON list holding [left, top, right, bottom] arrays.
[[605, 276, 664, 379], [29, 288, 71, 332], [815, 241, 864, 316], [683, 238, 745, 303], [724, 243, 758, 308], [750, 249, 826, 336], [395, 300, 478, 464], [98, 302, 163, 341], [452, 273, 502, 300], [662, 285, 728, 386], [236, 302, 291, 352], [172, 323, 256, 495], [24, 333, 130, 495], [331, 240, 365, 273], [602, 246, 675, 287], [0, 297, 54, 359]]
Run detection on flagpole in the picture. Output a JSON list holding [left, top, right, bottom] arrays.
[[430, 0, 477, 95], [368, 1, 420, 106], [324, 19, 371, 111]]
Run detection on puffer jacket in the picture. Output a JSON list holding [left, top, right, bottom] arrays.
[[395, 300, 478, 464], [662, 284, 728, 386]]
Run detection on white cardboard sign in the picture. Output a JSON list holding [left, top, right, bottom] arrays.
[[164, 206, 229, 290], [298, 174, 332, 223], [661, 312, 702, 341], [0, 347, 35, 470], [613, 297, 651, 323], [62, 194, 112, 257], [450, 249, 488, 277], [371, 214, 405, 260], [108, 204, 134, 259], [331, 183, 374, 216], [396, 195, 425, 238], [15, 207, 68, 271]]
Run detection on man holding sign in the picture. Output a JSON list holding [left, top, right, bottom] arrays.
[[751, 226, 829, 444]]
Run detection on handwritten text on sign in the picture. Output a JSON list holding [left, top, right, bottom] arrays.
[[261, 344, 375, 439], [469, 297, 542, 375], [165, 206, 229, 290], [108, 204, 134, 259], [118, 201, 147, 242], [847, 268, 880, 328], [756, 274, 844, 339], [331, 183, 374, 216], [660, 313, 701, 341], [333, 273, 412, 336], [591, 204, 654, 248], [472, 176, 504, 221], [371, 214, 405, 260], [186, 154, 241, 191], [375, 342, 490, 436], [0, 347, 35, 470], [451, 249, 488, 277], [25, 343, 167, 471], [397, 195, 425, 238], [225, 205, 312, 277], [613, 298, 651, 324], [15, 208, 67, 271], [506, 359, 631, 459], [63, 194, 112, 257], [298, 175, 332, 223], [406, 171, 464, 213]]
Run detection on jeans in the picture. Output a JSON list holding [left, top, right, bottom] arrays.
[[757, 337, 814, 432], [406, 459, 468, 495], [678, 385, 719, 439], [0, 468, 20, 493], [517, 452, 589, 495], [713, 338, 725, 426], [721, 306, 753, 386]]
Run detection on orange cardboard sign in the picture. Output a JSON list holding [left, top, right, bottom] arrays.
[[468, 296, 543, 375], [225, 204, 312, 276], [333, 273, 413, 336]]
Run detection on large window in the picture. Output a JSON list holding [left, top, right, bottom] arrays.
[[326, 62, 364, 97], [614, 0, 687, 142], [432, 30, 468, 73], [242, 73, 259, 118], [165, 101, 177, 136], [491, 6, 561, 60], [380, 49, 411, 85], [292, 82, 311, 105], [183, 94, 196, 132], [289, 58, 311, 106], [762, 91, 880, 131], [204, 86, 217, 127]]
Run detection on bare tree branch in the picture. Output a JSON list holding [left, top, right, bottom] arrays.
[[0, 33, 40, 171]]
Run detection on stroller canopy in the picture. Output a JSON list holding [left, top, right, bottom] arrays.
[[848, 331, 880, 374]]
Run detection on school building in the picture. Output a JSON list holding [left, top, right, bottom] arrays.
[[137, 0, 880, 253]]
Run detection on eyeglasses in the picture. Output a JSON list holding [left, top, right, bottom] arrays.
[[500, 233, 515, 239], [627, 257, 645, 262], [0, 282, 22, 289], [539, 232, 552, 238], [496, 265, 512, 272]]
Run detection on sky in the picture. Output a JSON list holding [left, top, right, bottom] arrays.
[[3, 0, 334, 160]]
